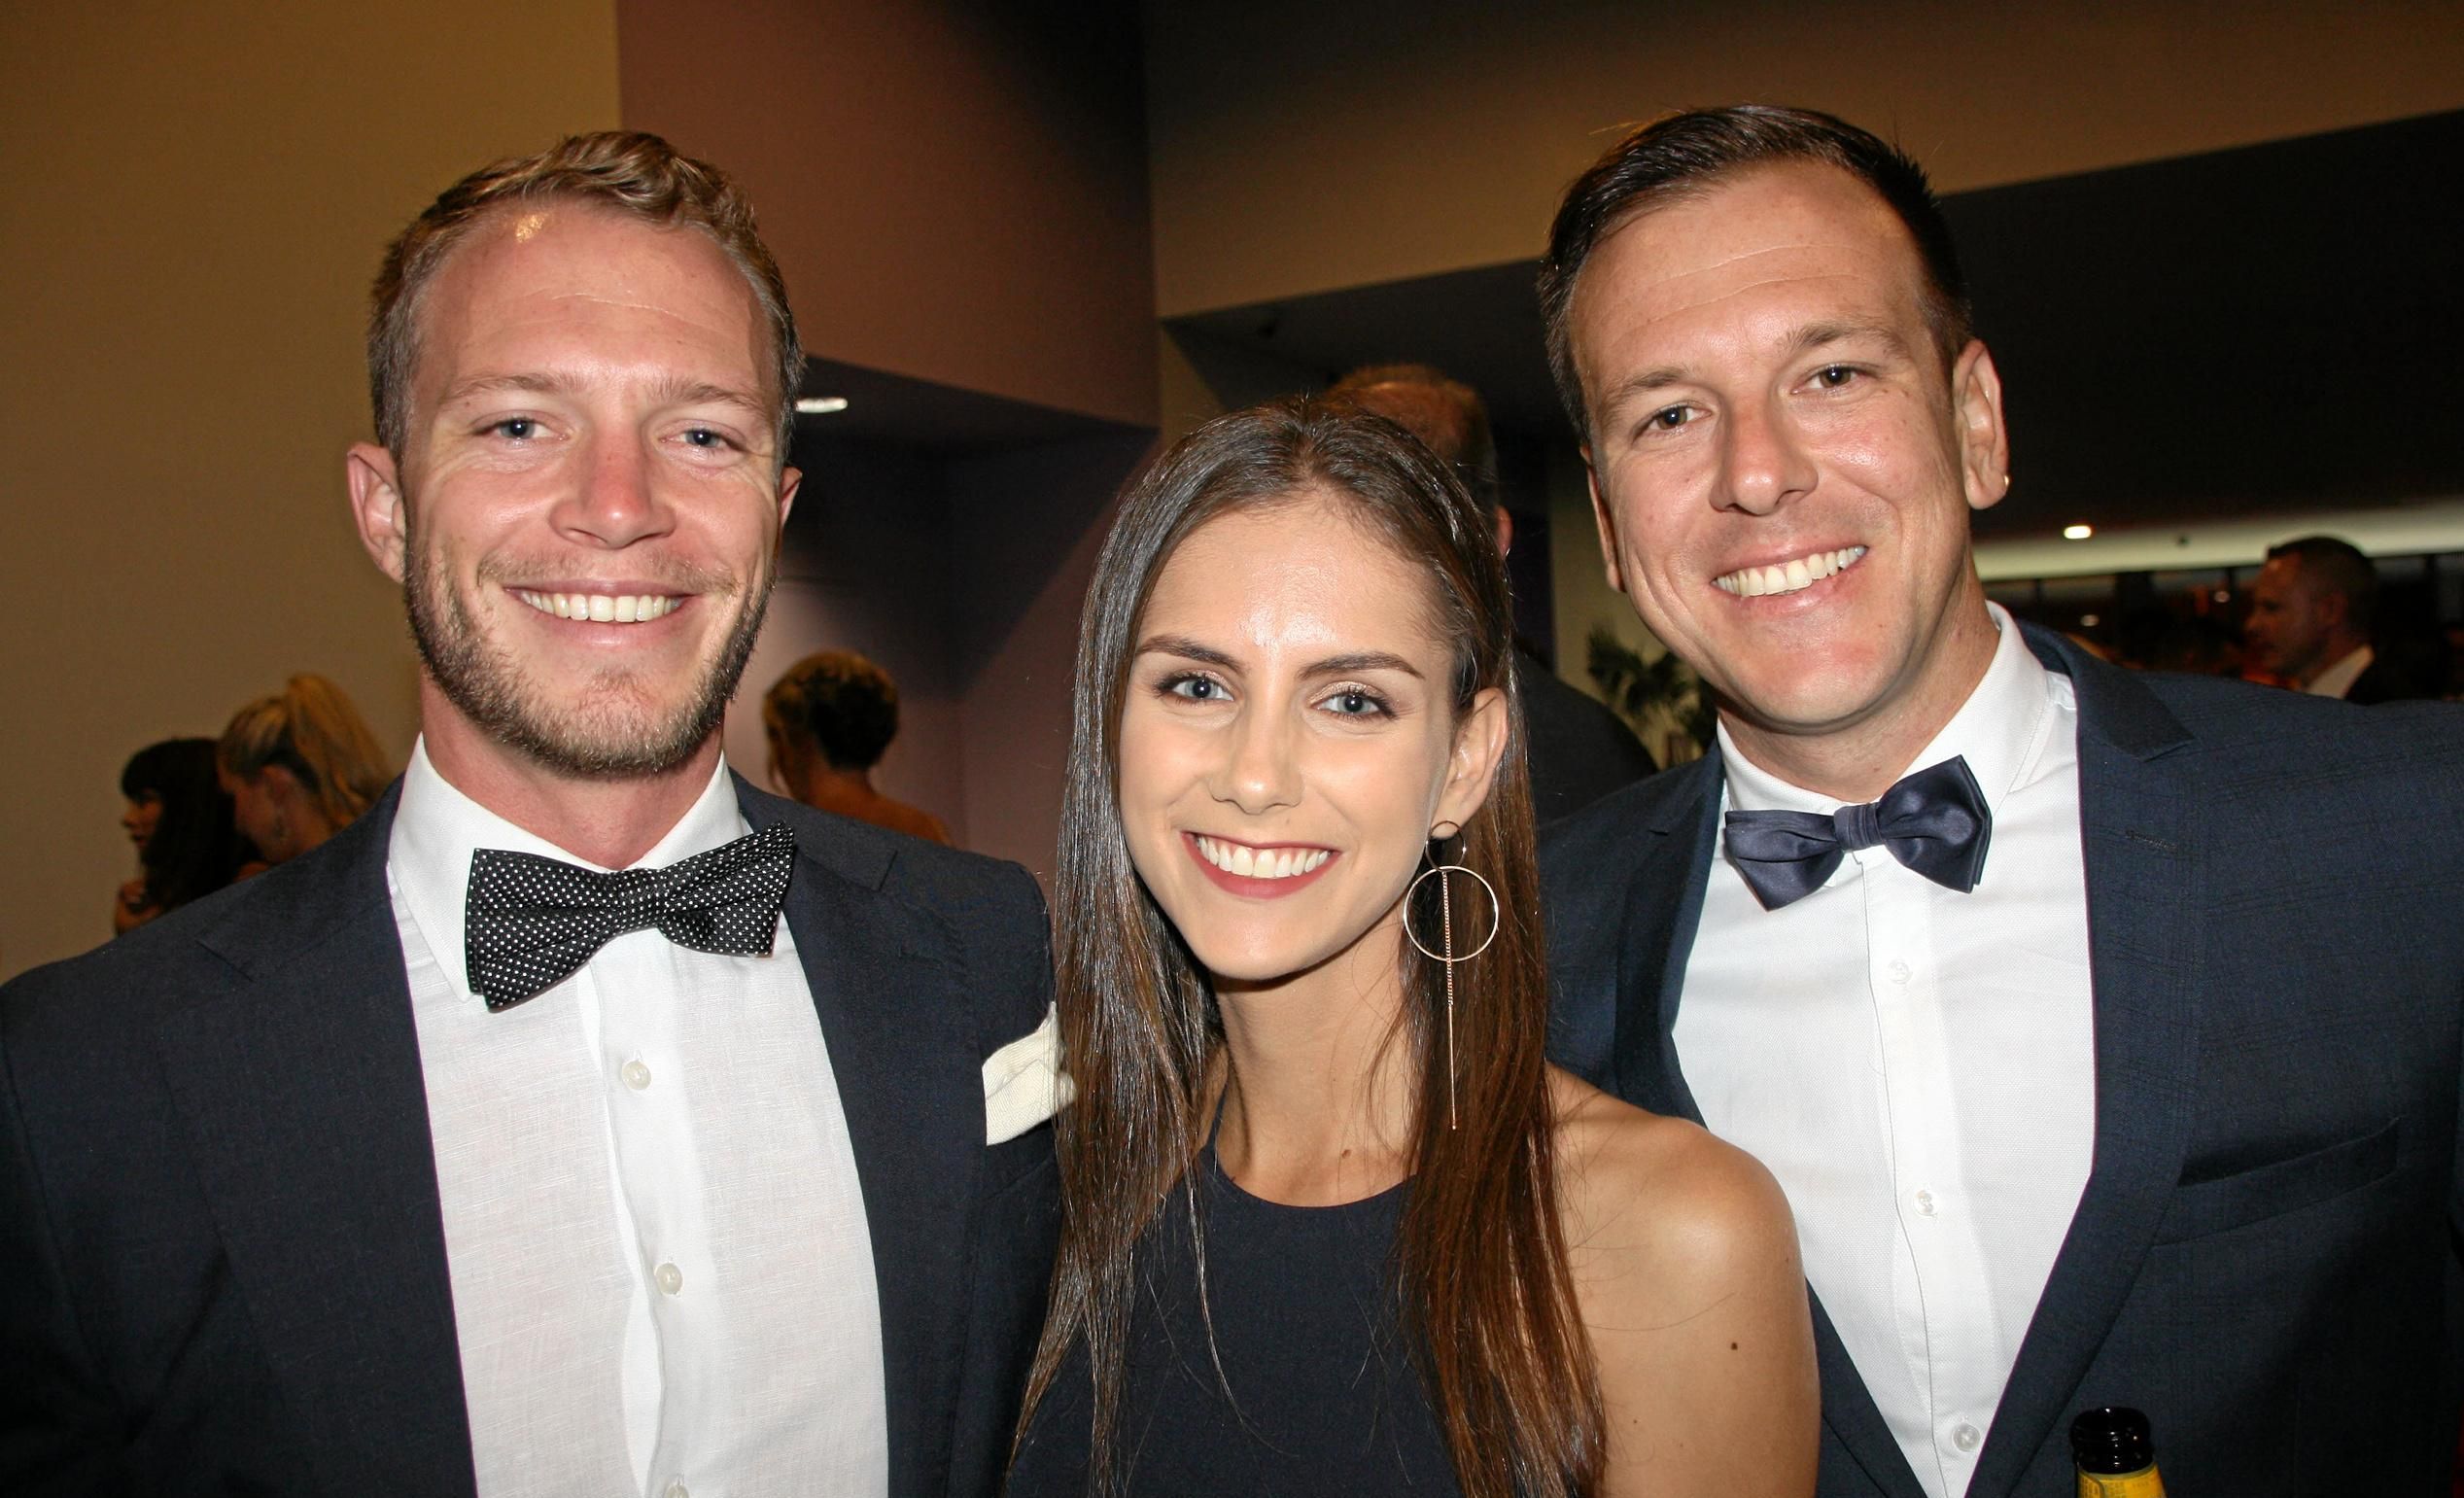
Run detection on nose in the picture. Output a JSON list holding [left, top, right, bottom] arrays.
[[555, 432, 675, 549], [1208, 702, 1301, 816], [1718, 395, 1817, 516]]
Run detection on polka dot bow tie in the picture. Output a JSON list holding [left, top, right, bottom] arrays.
[[464, 825, 798, 1011], [1720, 755, 1993, 912]]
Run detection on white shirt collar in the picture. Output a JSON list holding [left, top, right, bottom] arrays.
[[1720, 601, 2065, 817], [2306, 643, 2374, 699], [388, 738, 749, 1004]]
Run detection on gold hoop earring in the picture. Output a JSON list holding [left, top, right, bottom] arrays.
[[1404, 842, 1500, 1132]]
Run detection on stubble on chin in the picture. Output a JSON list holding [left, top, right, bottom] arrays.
[[401, 540, 775, 779]]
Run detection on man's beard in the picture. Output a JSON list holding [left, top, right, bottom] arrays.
[[403, 535, 774, 778]]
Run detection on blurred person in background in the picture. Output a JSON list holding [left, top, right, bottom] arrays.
[[113, 738, 250, 934], [763, 649, 953, 844], [1326, 362, 1657, 824], [2243, 535, 2433, 703], [216, 673, 394, 865]]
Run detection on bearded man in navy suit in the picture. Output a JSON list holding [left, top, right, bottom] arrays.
[[2, 133, 1058, 1496], [1537, 106, 2464, 1497]]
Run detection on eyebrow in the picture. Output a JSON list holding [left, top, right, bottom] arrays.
[[434, 370, 771, 420], [1785, 318, 1916, 364], [1133, 634, 1425, 680]]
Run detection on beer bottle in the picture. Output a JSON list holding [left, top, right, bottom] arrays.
[[2071, 1407, 2166, 1497]]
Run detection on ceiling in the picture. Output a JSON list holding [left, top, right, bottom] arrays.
[[1166, 109, 2464, 541]]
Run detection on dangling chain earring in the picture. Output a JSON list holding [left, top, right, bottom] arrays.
[[1403, 820, 1500, 1131]]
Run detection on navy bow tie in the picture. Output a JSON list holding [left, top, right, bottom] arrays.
[[464, 824, 797, 1010], [1721, 755, 1993, 912]]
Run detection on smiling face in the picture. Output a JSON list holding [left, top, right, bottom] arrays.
[[1116, 494, 1503, 988], [1571, 161, 2009, 787], [347, 202, 798, 779]]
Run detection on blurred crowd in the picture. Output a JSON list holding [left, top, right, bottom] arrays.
[[113, 675, 392, 934]]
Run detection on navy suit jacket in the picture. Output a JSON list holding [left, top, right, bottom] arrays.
[[0, 777, 1058, 1498], [1544, 625, 2464, 1496]]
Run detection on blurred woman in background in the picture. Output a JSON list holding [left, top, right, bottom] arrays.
[[216, 675, 393, 867], [114, 738, 250, 934]]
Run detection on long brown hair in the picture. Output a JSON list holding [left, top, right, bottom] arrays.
[[1019, 397, 1603, 1497]]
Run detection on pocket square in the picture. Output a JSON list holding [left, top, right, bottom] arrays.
[[983, 1001, 1074, 1145]]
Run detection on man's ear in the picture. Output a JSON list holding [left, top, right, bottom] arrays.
[[1434, 686, 1510, 833], [1953, 341, 2012, 514], [776, 464, 802, 531], [346, 442, 410, 582], [1585, 453, 1628, 594]]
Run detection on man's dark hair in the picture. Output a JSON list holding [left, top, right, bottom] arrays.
[[2266, 535, 2380, 632], [764, 651, 902, 771], [1326, 363, 1499, 508], [1538, 104, 1973, 440]]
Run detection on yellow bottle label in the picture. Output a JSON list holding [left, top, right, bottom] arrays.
[[2077, 1464, 2165, 1498]]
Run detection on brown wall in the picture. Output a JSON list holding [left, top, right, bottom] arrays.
[[1145, 0, 2464, 315], [0, 2, 620, 979], [618, 0, 1159, 428]]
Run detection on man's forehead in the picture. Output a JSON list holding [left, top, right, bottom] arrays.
[[427, 201, 746, 313], [406, 202, 767, 390]]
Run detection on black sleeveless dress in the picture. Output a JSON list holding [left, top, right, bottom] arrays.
[[1006, 1144, 1461, 1496]]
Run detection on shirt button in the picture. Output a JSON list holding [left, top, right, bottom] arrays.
[[654, 1262, 683, 1296], [1886, 959, 1913, 985], [1952, 1422, 1982, 1452], [621, 1060, 652, 1091], [1913, 1189, 1937, 1216]]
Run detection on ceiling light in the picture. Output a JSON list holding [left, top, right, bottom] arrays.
[[794, 396, 850, 415], [2062, 523, 2095, 540]]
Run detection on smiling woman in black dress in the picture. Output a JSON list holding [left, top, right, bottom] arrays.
[[1006, 398, 1817, 1498]]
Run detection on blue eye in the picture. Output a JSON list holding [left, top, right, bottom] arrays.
[[1322, 687, 1389, 717], [682, 426, 731, 449], [489, 417, 538, 440]]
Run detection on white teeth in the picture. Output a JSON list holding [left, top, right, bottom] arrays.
[[1195, 836, 1331, 880], [1714, 545, 1867, 598], [513, 590, 681, 623]]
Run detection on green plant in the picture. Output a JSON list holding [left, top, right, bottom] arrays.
[[1585, 625, 1716, 752]]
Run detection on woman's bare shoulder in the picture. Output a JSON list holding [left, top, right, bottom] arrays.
[[1548, 1067, 1795, 1284], [1547, 1068, 1818, 1494]]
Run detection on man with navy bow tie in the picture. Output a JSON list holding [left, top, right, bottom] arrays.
[[1538, 106, 2464, 1497], [1, 133, 1060, 1497]]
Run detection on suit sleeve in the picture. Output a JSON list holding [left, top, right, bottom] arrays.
[[0, 1017, 129, 1493]]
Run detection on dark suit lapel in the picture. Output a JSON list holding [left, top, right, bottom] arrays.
[[1604, 749, 1719, 1122], [153, 789, 477, 1496], [1969, 630, 2202, 1496], [743, 788, 981, 1498]]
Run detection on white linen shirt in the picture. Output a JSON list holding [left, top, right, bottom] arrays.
[[388, 741, 886, 1498], [1673, 606, 2096, 1498]]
